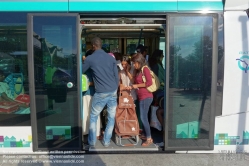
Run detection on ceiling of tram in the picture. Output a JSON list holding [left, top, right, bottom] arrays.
[[80, 17, 166, 38]]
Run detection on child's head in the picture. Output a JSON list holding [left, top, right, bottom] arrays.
[[121, 55, 131, 69]]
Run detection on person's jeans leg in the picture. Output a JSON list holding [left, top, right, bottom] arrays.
[[88, 93, 107, 146], [135, 100, 143, 130], [139, 98, 153, 138], [103, 90, 117, 146]]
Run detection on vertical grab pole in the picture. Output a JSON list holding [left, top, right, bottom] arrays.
[[138, 29, 143, 46]]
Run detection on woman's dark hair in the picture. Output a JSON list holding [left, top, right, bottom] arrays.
[[113, 52, 122, 61], [130, 53, 136, 58], [131, 53, 146, 72], [149, 49, 163, 67]]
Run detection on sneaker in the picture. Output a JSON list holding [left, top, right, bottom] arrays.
[[156, 142, 164, 147], [101, 140, 110, 147], [83, 143, 95, 150]]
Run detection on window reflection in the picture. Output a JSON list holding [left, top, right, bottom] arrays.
[[33, 16, 79, 149], [0, 13, 30, 115], [168, 16, 213, 147], [216, 14, 224, 116]]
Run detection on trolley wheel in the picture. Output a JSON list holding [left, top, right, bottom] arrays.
[[135, 135, 139, 144], [115, 134, 120, 146]]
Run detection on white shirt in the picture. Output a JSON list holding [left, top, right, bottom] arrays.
[[120, 70, 137, 101]]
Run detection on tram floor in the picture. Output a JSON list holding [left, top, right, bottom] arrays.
[[84, 128, 163, 152]]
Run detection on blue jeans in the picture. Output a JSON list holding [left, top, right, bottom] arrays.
[[88, 90, 117, 146], [139, 98, 153, 138]]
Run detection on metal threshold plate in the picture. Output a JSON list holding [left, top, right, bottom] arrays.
[[89, 138, 159, 152]]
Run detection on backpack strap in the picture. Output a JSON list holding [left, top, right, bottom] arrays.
[[141, 65, 149, 75]]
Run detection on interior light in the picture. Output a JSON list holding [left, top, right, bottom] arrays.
[[88, 29, 156, 31], [201, 9, 210, 14]]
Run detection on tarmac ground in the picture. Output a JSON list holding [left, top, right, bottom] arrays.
[[0, 153, 249, 166]]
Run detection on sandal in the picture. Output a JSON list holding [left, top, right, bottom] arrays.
[[97, 135, 103, 140], [142, 138, 153, 147]]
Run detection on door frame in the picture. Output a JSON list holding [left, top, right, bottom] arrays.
[[27, 13, 82, 151], [164, 13, 218, 151]]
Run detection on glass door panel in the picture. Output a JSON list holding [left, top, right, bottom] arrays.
[[28, 14, 81, 150], [165, 15, 217, 150]]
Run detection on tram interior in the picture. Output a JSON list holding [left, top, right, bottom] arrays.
[[81, 17, 166, 151]]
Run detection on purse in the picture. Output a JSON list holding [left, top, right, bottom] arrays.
[[141, 66, 160, 92]]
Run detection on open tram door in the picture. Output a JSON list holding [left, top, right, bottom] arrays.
[[28, 13, 82, 151], [81, 22, 166, 152], [81, 13, 218, 153]]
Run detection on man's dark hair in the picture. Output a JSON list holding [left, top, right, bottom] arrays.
[[136, 44, 147, 54], [91, 37, 102, 48], [85, 49, 94, 57]]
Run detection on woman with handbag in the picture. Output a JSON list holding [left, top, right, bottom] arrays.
[[127, 53, 153, 146]]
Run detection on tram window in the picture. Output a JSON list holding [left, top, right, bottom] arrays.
[[126, 38, 144, 54], [0, 12, 30, 126], [102, 38, 119, 52]]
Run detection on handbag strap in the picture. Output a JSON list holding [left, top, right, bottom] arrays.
[[119, 90, 131, 97], [141, 65, 149, 83]]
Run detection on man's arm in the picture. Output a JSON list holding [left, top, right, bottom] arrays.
[[82, 58, 91, 73], [113, 62, 119, 89]]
